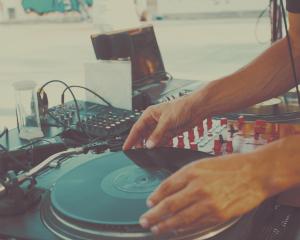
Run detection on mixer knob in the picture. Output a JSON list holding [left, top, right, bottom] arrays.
[[237, 116, 245, 129], [166, 138, 174, 147], [197, 124, 204, 138], [213, 139, 222, 154], [226, 141, 233, 153], [190, 142, 198, 151], [177, 135, 184, 148], [188, 128, 195, 142], [255, 120, 267, 134], [207, 118, 213, 130], [220, 118, 227, 127]]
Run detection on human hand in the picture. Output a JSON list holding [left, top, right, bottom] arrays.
[[123, 96, 200, 150], [139, 153, 269, 235]]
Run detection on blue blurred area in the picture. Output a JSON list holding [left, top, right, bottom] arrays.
[[21, 0, 93, 14]]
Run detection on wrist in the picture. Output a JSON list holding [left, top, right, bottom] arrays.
[[186, 88, 211, 121], [248, 136, 300, 199]]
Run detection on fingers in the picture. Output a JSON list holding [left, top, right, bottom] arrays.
[[146, 170, 188, 207], [123, 111, 156, 150], [145, 202, 212, 236], [140, 185, 199, 228], [146, 118, 169, 149]]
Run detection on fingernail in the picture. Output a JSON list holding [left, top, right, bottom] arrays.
[[147, 199, 154, 208], [151, 226, 160, 235], [139, 218, 149, 228], [146, 140, 155, 149]]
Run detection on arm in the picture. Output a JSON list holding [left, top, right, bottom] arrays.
[[123, 13, 300, 150], [139, 135, 300, 235], [188, 12, 300, 119]]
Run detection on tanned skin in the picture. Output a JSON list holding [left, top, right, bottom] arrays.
[[123, 12, 300, 236]]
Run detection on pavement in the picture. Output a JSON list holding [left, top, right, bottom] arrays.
[[0, 18, 270, 128]]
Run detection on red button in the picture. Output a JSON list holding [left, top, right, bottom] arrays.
[[213, 139, 222, 153], [167, 138, 174, 147], [190, 142, 198, 151], [188, 128, 195, 142], [197, 124, 204, 137], [220, 118, 227, 126], [226, 141, 233, 153], [207, 118, 213, 130], [238, 116, 245, 129], [255, 120, 267, 134], [177, 135, 184, 148]]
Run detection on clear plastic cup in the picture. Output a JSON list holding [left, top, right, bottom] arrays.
[[13, 80, 44, 140]]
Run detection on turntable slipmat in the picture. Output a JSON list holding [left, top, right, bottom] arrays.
[[50, 154, 169, 225], [41, 148, 238, 239]]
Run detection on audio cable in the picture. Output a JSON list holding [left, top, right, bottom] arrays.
[[61, 85, 112, 107], [280, 0, 300, 105]]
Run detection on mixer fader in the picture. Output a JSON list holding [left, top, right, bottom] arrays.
[[168, 116, 300, 156]]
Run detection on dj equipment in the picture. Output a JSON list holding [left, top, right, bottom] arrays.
[[46, 101, 142, 140], [1, 96, 300, 239], [0, 147, 242, 240], [91, 25, 168, 87]]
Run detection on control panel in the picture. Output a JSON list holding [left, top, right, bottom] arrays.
[[46, 101, 141, 140], [168, 116, 300, 156]]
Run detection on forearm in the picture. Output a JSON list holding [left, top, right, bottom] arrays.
[[187, 36, 300, 119], [250, 135, 300, 198]]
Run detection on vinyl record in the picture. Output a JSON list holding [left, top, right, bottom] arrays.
[[42, 148, 241, 240], [50, 148, 212, 225]]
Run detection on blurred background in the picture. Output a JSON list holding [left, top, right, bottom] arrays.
[[0, 0, 272, 128]]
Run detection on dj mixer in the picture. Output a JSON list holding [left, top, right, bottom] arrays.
[[167, 116, 300, 155], [1, 93, 300, 240], [46, 101, 142, 140]]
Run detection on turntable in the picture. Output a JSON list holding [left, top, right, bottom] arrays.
[[0, 148, 240, 240]]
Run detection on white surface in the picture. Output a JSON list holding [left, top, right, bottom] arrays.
[[12, 80, 36, 91], [158, 0, 269, 14], [85, 60, 133, 110], [0, 19, 270, 113], [93, 0, 141, 33]]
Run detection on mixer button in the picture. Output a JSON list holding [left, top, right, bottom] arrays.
[[226, 141, 233, 153], [207, 118, 213, 130], [188, 128, 195, 142], [220, 118, 227, 126], [237, 116, 245, 129], [213, 139, 222, 154], [190, 142, 198, 151], [197, 124, 204, 138], [177, 135, 184, 148], [255, 120, 267, 134]]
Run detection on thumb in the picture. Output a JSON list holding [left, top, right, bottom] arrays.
[[146, 119, 168, 149]]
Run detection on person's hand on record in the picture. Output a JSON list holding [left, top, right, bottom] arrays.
[[123, 96, 202, 150], [139, 152, 271, 235]]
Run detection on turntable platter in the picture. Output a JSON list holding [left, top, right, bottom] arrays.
[[51, 152, 169, 225], [41, 148, 238, 240]]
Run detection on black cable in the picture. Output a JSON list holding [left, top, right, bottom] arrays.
[[61, 85, 112, 107], [255, 3, 271, 44], [280, 0, 300, 105], [38, 80, 84, 132], [0, 144, 29, 171], [0, 127, 8, 139]]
